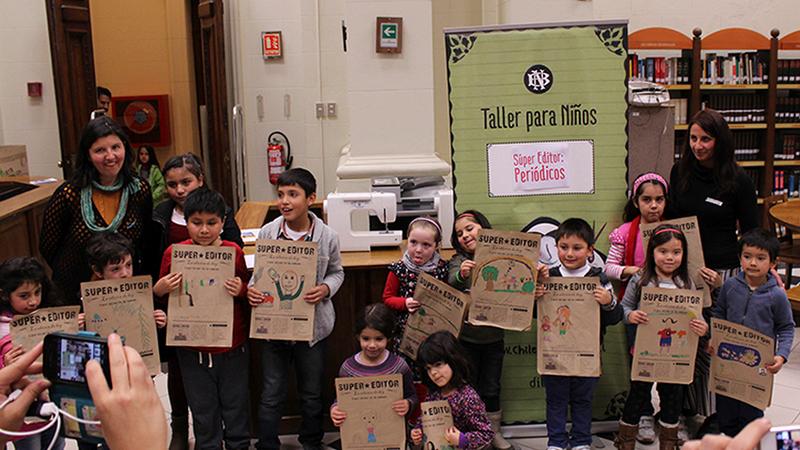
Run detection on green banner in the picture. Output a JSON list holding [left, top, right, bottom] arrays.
[[446, 21, 628, 250], [446, 21, 630, 423], [501, 325, 631, 423]]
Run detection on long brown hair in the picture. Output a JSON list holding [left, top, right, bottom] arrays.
[[676, 109, 738, 195], [638, 224, 693, 290]]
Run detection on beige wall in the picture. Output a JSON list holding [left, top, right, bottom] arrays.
[[230, 0, 350, 201], [0, 1, 61, 178], [432, 0, 484, 166], [90, 0, 199, 165]]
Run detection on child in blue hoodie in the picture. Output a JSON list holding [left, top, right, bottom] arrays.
[[711, 228, 795, 436]]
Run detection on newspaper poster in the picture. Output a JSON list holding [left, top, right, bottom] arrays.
[[468, 229, 540, 331], [641, 216, 710, 307], [167, 244, 235, 347], [81, 276, 160, 375], [0, 145, 28, 176], [537, 277, 602, 376], [10, 306, 80, 360], [250, 239, 318, 341], [420, 400, 455, 450], [335, 374, 406, 450], [710, 318, 774, 410], [400, 273, 469, 360], [631, 287, 703, 384]]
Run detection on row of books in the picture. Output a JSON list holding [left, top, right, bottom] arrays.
[[628, 55, 691, 84], [772, 169, 800, 198], [628, 56, 800, 86], [777, 134, 800, 160], [777, 59, 800, 83], [665, 98, 689, 125], [701, 52, 768, 85], [703, 94, 766, 123], [777, 97, 800, 123], [743, 168, 761, 196], [733, 131, 762, 161]]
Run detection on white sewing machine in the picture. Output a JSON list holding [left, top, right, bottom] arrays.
[[324, 192, 403, 251], [372, 177, 454, 250]]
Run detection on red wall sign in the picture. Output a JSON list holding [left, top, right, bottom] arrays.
[[262, 31, 283, 59]]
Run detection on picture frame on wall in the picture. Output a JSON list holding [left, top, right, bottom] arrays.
[[112, 95, 171, 147]]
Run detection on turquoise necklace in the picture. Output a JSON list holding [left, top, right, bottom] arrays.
[[80, 178, 138, 232]]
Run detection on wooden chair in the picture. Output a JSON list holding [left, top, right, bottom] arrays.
[[765, 193, 800, 286]]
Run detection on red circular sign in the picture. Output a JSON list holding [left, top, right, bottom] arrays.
[[122, 101, 158, 134]]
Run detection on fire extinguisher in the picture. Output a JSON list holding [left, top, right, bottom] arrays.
[[267, 131, 292, 185]]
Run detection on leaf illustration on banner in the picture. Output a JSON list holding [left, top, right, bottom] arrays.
[[448, 34, 478, 64], [604, 391, 628, 418], [594, 26, 625, 56]]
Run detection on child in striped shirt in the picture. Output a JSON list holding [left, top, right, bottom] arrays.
[[330, 303, 418, 427]]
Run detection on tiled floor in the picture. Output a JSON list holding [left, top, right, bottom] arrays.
[[50, 327, 800, 450]]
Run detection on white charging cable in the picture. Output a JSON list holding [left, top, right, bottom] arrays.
[[0, 390, 102, 450]]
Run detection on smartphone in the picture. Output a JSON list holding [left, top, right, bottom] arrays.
[[759, 425, 800, 450], [43, 332, 111, 444]]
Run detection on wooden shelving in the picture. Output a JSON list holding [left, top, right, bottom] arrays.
[[700, 84, 769, 90], [730, 123, 768, 129], [631, 27, 800, 224]]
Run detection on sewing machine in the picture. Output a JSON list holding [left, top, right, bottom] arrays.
[[324, 192, 403, 251], [372, 177, 454, 250]]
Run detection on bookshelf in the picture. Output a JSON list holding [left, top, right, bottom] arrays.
[[630, 27, 800, 222], [777, 30, 800, 200]]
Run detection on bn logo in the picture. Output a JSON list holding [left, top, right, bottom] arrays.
[[524, 64, 553, 94]]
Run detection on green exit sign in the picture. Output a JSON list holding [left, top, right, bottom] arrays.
[[376, 17, 402, 53], [381, 23, 397, 39]]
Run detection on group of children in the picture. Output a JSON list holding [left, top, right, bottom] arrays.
[[0, 167, 795, 450]]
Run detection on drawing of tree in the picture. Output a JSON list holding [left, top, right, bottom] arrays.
[[481, 265, 499, 291]]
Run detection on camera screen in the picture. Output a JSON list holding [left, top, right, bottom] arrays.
[[776, 430, 800, 450], [58, 339, 104, 383]]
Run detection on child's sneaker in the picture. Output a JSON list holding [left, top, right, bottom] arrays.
[[637, 415, 656, 444], [573, 445, 592, 450], [547, 446, 565, 450]]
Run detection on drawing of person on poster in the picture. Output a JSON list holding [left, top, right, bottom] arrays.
[[251, 239, 318, 341], [555, 305, 572, 336], [269, 269, 305, 310]]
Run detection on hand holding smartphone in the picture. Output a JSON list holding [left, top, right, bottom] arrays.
[[43, 332, 111, 444]]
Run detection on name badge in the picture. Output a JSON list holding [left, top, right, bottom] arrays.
[[705, 197, 723, 206]]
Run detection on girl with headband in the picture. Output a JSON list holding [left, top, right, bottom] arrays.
[[606, 172, 669, 444], [382, 216, 449, 372], [616, 224, 708, 450]]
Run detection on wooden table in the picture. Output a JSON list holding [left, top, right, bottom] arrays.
[[235, 200, 324, 229], [769, 200, 800, 232], [769, 201, 800, 313], [0, 176, 61, 262]]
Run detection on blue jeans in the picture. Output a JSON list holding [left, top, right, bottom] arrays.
[[256, 339, 327, 450], [177, 345, 251, 450], [542, 375, 599, 448], [716, 394, 763, 437]]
